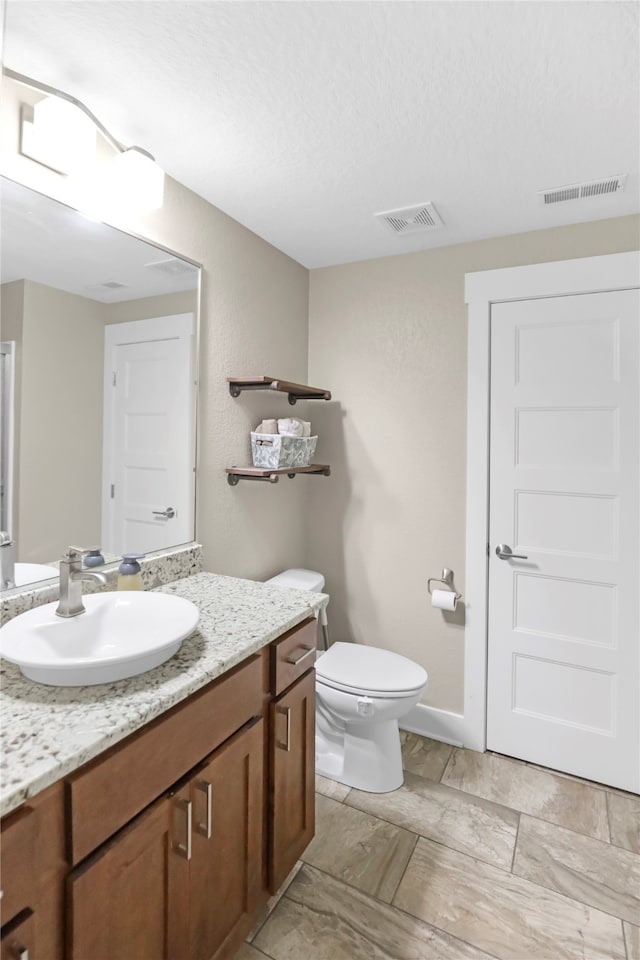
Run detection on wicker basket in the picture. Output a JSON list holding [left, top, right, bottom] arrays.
[[250, 433, 318, 469]]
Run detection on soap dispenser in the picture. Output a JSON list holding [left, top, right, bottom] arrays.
[[117, 553, 145, 591], [83, 546, 105, 568]]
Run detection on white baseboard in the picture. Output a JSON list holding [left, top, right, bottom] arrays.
[[400, 703, 468, 748]]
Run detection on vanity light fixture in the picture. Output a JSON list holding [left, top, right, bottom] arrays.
[[113, 146, 165, 211], [21, 93, 96, 176], [4, 67, 165, 210]]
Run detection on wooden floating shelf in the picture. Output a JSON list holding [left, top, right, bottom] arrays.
[[227, 376, 331, 405], [226, 465, 331, 485]]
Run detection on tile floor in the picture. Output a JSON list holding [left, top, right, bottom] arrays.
[[240, 732, 640, 960]]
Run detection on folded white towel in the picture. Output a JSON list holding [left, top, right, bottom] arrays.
[[256, 419, 278, 434], [302, 421, 311, 438], [278, 417, 304, 437]]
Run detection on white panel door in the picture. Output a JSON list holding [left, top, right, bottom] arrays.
[[102, 314, 195, 555], [487, 289, 639, 791]]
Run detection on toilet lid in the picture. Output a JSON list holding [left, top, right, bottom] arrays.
[[315, 642, 427, 695]]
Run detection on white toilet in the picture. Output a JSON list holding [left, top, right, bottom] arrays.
[[265, 569, 428, 793]]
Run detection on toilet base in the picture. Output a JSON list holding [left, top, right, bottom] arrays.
[[316, 715, 404, 793]]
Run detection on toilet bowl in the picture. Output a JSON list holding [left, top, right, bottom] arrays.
[[315, 642, 427, 793], [265, 569, 428, 795]]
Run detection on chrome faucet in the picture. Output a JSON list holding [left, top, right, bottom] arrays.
[[0, 531, 15, 590], [56, 546, 108, 618]]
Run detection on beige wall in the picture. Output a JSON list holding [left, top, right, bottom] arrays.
[[1, 76, 310, 580], [104, 290, 198, 325], [19, 281, 104, 560], [307, 215, 640, 714]]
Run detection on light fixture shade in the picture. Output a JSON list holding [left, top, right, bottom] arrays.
[[24, 96, 96, 175], [114, 147, 165, 210]]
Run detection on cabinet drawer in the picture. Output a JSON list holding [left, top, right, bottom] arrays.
[[270, 619, 316, 697], [66, 654, 264, 865], [0, 807, 35, 926]]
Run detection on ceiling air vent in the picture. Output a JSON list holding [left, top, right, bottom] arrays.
[[539, 175, 627, 205], [375, 202, 444, 235], [145, 257, 199, 277]]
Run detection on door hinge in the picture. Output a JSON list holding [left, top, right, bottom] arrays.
[[110, 484, 115, 499], [486, 542, 490, 557], [112, 372, 116, 386]]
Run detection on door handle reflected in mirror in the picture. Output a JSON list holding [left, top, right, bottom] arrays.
[[495, 544, 528, 560], [152, 507, 176, 519]]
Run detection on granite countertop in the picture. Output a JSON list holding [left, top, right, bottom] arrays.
[[0, 572, 328, 818]]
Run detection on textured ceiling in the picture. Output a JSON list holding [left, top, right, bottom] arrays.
[[3, 1, 638, 268]]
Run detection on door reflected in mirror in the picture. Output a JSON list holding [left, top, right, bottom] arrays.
[[0, 177, 200, 589]]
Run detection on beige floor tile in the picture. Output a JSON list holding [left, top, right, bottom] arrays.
[[624, 922, 640, 960], [608, 792, 640, 854], [346, 770, 518, 870], [235, 945, 272, 960], [315, 773, 351, 802], [513, 815, 640, 924], [301, 794, 417, 902], [394, 836, 626, 960], [246, 861, 304, 942], [254, 863, 494, 960], [442, 747, 610, 840], [400, 731, 453, 781]]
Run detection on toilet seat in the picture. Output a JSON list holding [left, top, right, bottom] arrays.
[[316, 642, 427, 699]]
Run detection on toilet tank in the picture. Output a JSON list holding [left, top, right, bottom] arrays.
[[265, 568, 328, 627], [265, 568, 325, 592]]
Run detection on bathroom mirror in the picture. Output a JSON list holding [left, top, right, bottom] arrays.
[[0, 177, 200, 590]]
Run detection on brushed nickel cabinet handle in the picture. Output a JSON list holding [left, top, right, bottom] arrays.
[[173, 797, 192, 860], [284, 645, 315, 666], [277, 705, 292, 752], [196, 779, 213, 839], [9, 946, 29, 960]]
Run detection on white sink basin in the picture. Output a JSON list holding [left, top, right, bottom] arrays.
[[0, 591, 200, 686], [14, 562, 58, 586]]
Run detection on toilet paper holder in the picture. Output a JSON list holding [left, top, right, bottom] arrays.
[[427, 568, 462, 601]]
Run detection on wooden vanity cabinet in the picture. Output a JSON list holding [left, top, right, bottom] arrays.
[[66, 717, 264, 960], [1, 615, 318, 960]]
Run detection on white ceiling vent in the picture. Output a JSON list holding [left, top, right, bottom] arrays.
[[84, 280, 128, 293], [375, 202, 444, 235], [538, 175, 627, 205], [145, 257, 199, 277]]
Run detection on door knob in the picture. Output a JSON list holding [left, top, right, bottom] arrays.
[[495, 544, 528, 560], [152, 507, 176, 519]]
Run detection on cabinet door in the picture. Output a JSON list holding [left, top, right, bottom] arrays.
[[1, 910, 35, 960], [66, 789, 190, 960], [269, 669, 315, 892], [189, 718, 264, 960]]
